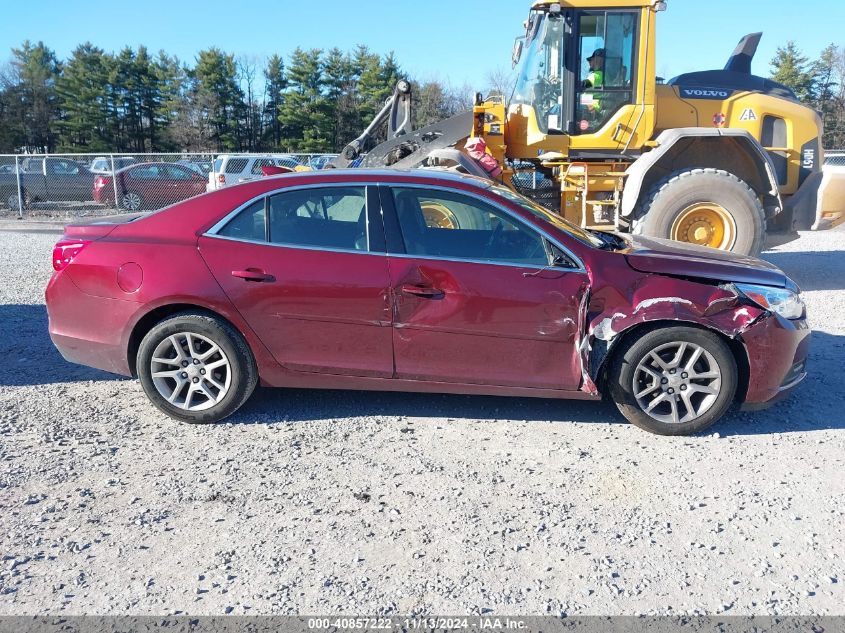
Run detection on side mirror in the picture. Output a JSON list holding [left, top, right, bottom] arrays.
[[512, 38, 524, 69]]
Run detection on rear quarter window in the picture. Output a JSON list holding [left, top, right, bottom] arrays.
[[225, 159, 249, 174], [218, 200, 267, 242]]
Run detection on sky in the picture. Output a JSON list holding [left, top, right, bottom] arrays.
[[1, 0, 843, 89]]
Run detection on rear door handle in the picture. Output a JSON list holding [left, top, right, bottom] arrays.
[[400, 283, 444, 299], [232, 268, 275, 283]]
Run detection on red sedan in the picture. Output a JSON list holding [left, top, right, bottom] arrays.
[[93, 162, 207, 211], [47, 170, 810, 435]]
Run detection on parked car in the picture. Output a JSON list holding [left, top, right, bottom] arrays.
[[92, 162, 206, 211], [177, 159, 212, 176], [47, 169, 810, 435], [0, 157, 95, 210], [88, 156, 137, 175], [307, 154, 339, 170], [207, 155, 303, 191]]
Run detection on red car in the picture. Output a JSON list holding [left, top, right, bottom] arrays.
[[47, 170, 810, 435], [93, 162, 207, 211]]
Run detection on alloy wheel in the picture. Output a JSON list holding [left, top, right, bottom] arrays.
[[632, 341, 723, 425], [121, 192, 142, 211], [149, 332, 232, 412]]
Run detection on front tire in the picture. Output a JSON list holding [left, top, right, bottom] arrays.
[[632, 168, 766, 256], [137, 312, 258, 423], [608, 326, 738, 436]]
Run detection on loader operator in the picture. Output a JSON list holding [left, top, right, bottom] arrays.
[[580, 48, 605, 127]]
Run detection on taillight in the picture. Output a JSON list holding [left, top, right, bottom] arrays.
[[52, 240, 91, 272], [217, 174, 225, 185], [94, 175, 110, 191]]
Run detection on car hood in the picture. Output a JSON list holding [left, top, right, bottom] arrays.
[[621, 234, 794, 290]]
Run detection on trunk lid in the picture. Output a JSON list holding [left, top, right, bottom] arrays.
[[62, 212, 147, 239]]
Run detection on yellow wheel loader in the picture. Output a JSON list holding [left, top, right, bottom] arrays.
[[335, 0, 839, 256]]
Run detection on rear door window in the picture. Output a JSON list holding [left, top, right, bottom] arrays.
[[50, 160, 80, 175], [130, 165, 161, 179], [269, 187, 368, 251]]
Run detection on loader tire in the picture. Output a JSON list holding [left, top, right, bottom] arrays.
[[631, 168, 766, 256]]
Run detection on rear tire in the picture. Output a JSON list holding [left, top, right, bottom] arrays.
[[120, 191, 144, 211], [6, 190, 30, 212], [137, 312, 258, 424], [632, 168, 766, 256], [608, 325, 738, 436]]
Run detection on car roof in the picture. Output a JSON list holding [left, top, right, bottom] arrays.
[[261, 168, 495, 189], [115, 161, 192, 174]]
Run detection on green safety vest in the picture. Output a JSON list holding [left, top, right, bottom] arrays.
[[585, 70, 604, 111]]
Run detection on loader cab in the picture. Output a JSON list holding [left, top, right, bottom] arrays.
[[509, 2, 658, 155]]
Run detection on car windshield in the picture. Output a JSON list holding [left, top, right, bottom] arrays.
[[512, 10, 568, 134], [489, 184, 604, 248]]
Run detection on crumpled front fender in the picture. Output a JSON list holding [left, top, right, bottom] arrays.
[[578, 267, 766, 395]]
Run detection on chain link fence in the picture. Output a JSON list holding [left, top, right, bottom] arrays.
[[0, 152, 338, 220], [825, 150, 845, 167]]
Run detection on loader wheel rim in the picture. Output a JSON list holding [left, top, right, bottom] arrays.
[[671, 203, 737, 250], [421, 202, 459, 229]]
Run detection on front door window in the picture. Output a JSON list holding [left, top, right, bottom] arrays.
[[576, 11, 637, 134]]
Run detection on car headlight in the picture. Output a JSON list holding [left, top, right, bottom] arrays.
[[735, 283, 805, 320]]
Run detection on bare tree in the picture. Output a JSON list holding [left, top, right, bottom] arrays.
[[485, 66, 517, 100], [237, 54, 260, 150]]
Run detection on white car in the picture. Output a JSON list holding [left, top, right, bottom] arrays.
[[206, 155, 303, 192], [89, 156, 136, 174]]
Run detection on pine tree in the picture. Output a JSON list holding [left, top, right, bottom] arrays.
[[10, 41, 61, 152], [150, 53, 186, 150], [56, 43, 112, 151], [770, 41, 817, 103], [813, 44, 843, 148], [263, 54, 286, 149], [112, 47, 140, 150], [0, 64, 26, 152], [277, 48, 332, 152], [323, 48, 356, 150], [193, 48, 245, 151]]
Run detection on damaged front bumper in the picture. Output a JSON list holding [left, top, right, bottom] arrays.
[[738, 314, 811, 409], [581, 263, 812, 410]]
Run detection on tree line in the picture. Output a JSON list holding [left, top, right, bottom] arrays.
[[770, 42, 845, 149], [1, 38, 843, 155], [0, 41, 472, 155]]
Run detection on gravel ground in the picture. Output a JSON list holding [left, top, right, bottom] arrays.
[[0, 227, 843, 617]]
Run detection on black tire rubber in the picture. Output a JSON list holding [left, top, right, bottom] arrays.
[[608, 325, 738, 436], [632, 168, 766, 256], [137, 312, 258, 424]]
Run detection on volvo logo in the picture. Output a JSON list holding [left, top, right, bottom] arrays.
[[680, 87, 733, 99]]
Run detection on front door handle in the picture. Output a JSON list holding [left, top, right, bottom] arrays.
[[400, 283, 444, 299], [232, 268, 275, 283]]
